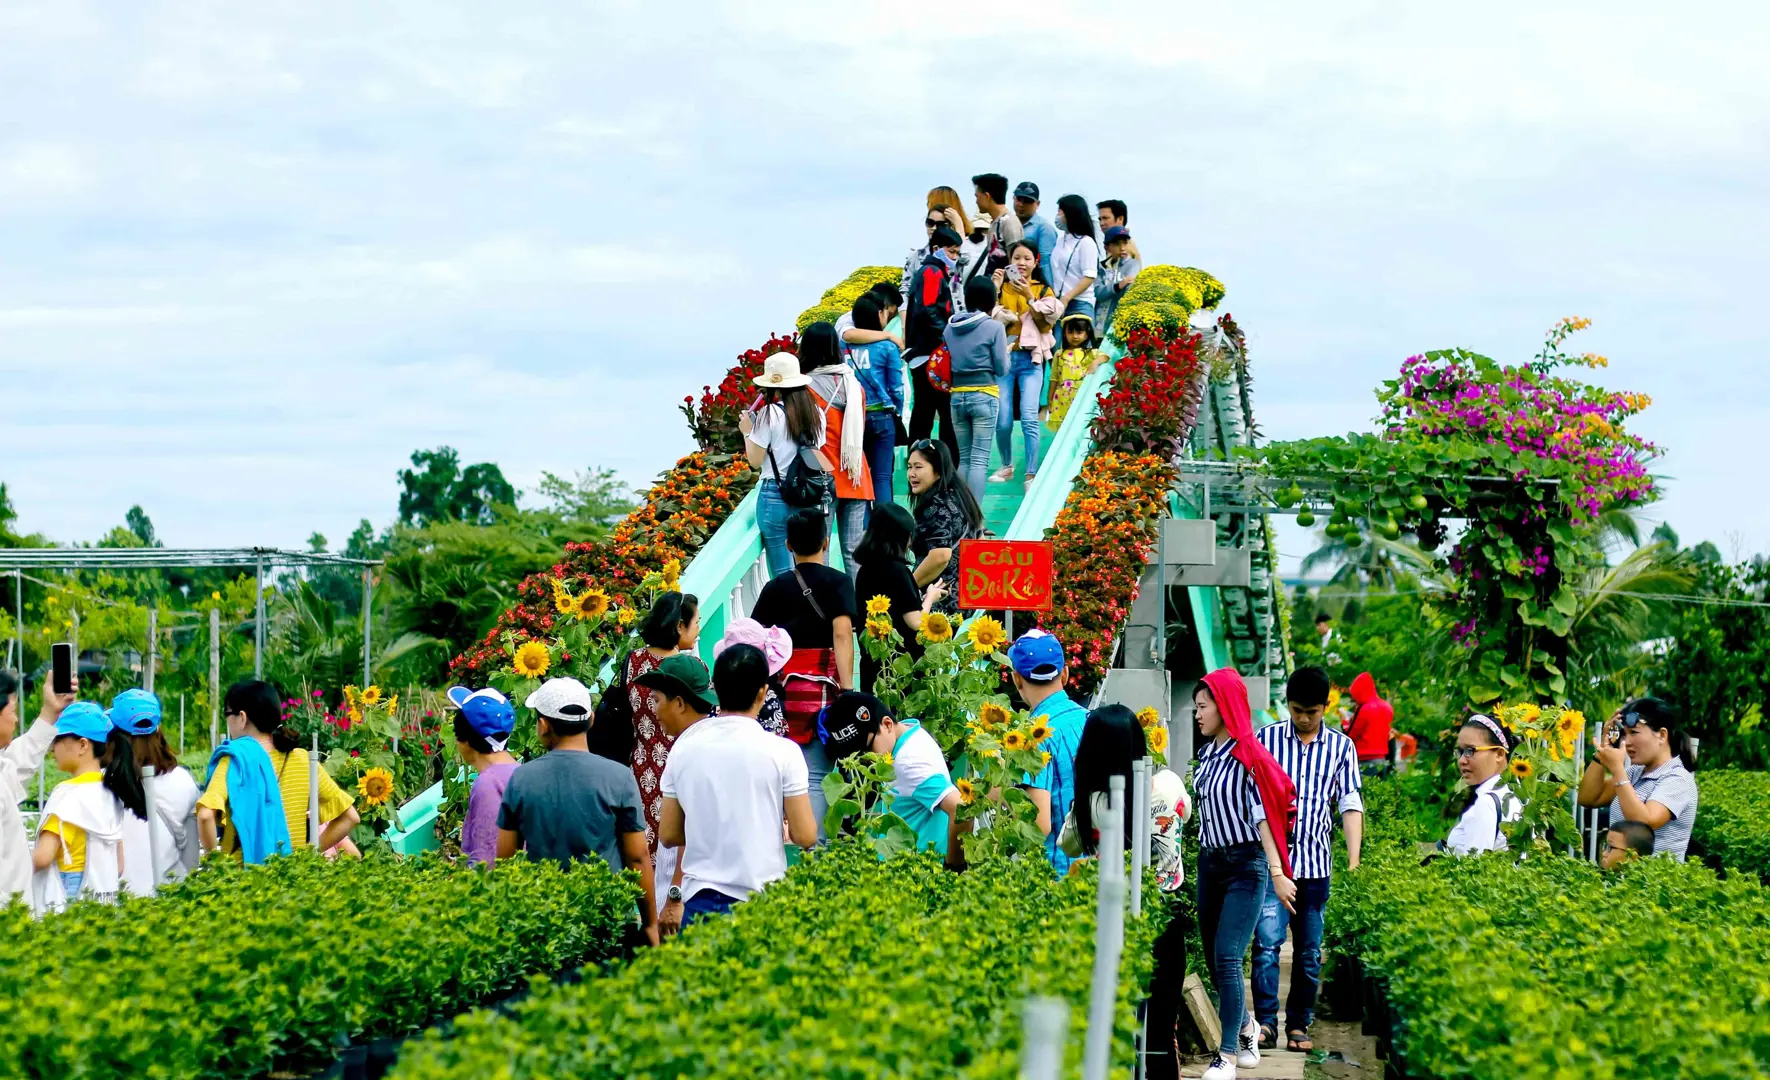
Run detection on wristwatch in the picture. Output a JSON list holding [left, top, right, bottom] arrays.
[[666, 885, 683, 902]]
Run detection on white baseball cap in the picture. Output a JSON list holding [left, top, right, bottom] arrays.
[[524, 677, 594, 721]]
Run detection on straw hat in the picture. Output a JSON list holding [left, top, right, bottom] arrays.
[[753, 352, 810, 389]]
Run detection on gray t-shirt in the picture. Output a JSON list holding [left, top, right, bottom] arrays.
[[1609, 759, 1698, 860], [498, 749, 644, 871]]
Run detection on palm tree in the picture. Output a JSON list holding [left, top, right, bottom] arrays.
[[1299, 532, 1433, 591], [1565, 537, 1692, 702]]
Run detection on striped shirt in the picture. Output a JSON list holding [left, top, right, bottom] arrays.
[[1256, 722, 1364, 880], [1194, 737, 1266, 849], [1027, 692, 1089, 876], [1609, 759, 1698, 860]]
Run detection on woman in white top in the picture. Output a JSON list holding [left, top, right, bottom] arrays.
[[1050, 194, 1101, 322], [1056, 705, 1194, 1080], [108, 689, 202, 893], [1443, 714, 1523, 856], [0, 674, 75, 905], [740, 353, 830, 579]]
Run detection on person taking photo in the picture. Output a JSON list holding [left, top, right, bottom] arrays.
[[1577, 696, 1698, 860]]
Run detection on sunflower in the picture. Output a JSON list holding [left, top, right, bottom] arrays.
[[1147, 725, 1169, 755], [865, 615, 894, 641], [1556, 709, 1585, 738], [359, 768, 395, 807], [920, 612, 954, 643], [385, 694, 399, 715], [343, 685, 360, 708], [661, 558, 682, 593], [1039, 751, 1052, 767], [513, 641, 551, 678], [1028, 720, 1053, 745], [1326, 687, 1341, 714], [550, 578, 574, 614], [1002, 730, 1029, 752], [976, 702, 1012, 730], [1510, 758, 1535, 780], [956, 777, 976, 805], [359, 685, 383, 707], [865, 594, 893, 617], [1135, 706, 1160, 730], [615, 606, 640, 628], [573, 588, 610, 621], [968, 614, 1007, 656]]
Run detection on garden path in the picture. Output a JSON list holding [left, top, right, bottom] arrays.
[[1181, 938, 1306, 1079]]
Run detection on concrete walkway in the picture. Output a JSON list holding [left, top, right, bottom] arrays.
[[1181, 938, 1308, 1079]]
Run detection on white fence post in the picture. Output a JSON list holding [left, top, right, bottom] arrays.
[[1083, 776, 1128, 1080], [1020, 996, 1070, 1080]]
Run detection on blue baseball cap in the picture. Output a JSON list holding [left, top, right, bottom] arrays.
[[1007, 629, 1066, 682], [55, 701, 113, 743], [109, 689, 163, 735], [447, 685, 516, 750]]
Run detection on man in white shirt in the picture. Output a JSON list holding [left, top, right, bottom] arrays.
[[658, 643, 819, 927]]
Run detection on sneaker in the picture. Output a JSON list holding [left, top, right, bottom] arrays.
[[987, 466, 1015, 483], [1236, 1015, 1261, 1068], [1200, 1053, 1237, 1080]]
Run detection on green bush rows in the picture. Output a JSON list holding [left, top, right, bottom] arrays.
[[1692, 769, 1770, 879], [0, 852, 639, 1078], [392, 843, 1163, 1079], [1327, 846, 1770, 1080]]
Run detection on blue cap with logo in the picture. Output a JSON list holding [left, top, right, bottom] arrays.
[[109, 688, 163, 735], [446, 685, 516, 750], [55, 701, 114, 743], [1007, 629, 1066, 682]]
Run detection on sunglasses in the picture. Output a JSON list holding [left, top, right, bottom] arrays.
[[924, 218, 944, 228]]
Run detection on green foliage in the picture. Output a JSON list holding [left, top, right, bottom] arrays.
[[1291, 587, 1459, 738], [390, 843, 1161, 1079], [1691, 770, 1770, 879], [1647, 555, 1770, 769], [397, 446, 519, 527], [0, 852, 640, 1078], [1327, 846, 1770, 1079]]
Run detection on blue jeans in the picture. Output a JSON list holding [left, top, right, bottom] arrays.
[[59, 870, 85, 900], [833, 498, 867, 582], [1197, 843, 1270, 1055], [757, 478, 793, 579], [803, 738, 832, 841], [863, 410, 897, 510], [682, 889, 741, 928], [995, 351, 1043, 476], [1252, 875, 1332, 1032], [949, 390, 999, 500]]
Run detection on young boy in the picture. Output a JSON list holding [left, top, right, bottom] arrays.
[[1093, 225, 1140, 342], [820, 691, 964, 862], [446, 685, 518, 866], [1602, 819, 1656, 870]]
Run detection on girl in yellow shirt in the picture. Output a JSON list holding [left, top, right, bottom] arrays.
[[1046, 314, 1108, 430], [32, 702, 147, 901]]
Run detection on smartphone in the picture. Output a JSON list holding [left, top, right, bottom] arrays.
[[51, 642, 74, 696]]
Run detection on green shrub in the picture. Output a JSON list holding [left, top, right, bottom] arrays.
[[1326, 847, 1770, 1079], [0, 852, 639, 1078], [797, 265, 902, 330], [1692, 769, 1770, 878], [391, 843, 1163, 1078]]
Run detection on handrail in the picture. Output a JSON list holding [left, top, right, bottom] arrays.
[[1004, 348, 1121, 541]]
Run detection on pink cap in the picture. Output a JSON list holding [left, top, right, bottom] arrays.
[[714, 616, 792, 675]]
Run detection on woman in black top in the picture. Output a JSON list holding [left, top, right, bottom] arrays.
[[905, 439, 983, 615], [851, 502, 947, 692]]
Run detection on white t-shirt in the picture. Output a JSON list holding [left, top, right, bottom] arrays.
[[1445, 775, 1521, 855], [747, 402, 824, 482], [660, 713, 810, 902], [1052, 231, 1100, 298]]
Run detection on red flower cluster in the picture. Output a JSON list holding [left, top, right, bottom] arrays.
[[1089, 326, 1205, 460], [680, 333, 798, 454], [1035, 451, 1176, 695]]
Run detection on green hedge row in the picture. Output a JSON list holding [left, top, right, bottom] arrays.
[[1326, 846, 1770, 1079], [0, 852, 639, 1078], [391, 843, 1162, 1079], [1692, 769, 1770, 879]]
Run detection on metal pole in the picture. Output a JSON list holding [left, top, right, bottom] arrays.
[[144, 607, 157, 693], [361, 567, 373, 688], [209, 608, 221, 749], [1083, 776, 1128, 1080], [1130, 758, 1148, 918], [253, 555, 266, 679], [309, 731, 321, 848], [70, 607, 79, 680], [11, 571, 21, 687], [1020, 996, 1070, 1080]]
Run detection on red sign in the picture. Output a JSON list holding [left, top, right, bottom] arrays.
[[956, 540, 1054, 611]]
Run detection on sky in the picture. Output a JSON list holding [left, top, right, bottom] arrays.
[[3, 1, 1767, 571]]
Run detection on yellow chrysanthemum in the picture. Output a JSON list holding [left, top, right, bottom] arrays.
[[359, 768, 395, 807], [920, 612, 953, 643], [976, 702, 1012, 730], [1002, 730, 1028, 752], [865, 594, 893, 617], [865, 615, 893, 641], [1028, 720, 1053, 745], [1135, 706, 1160, 730], [574, 588, 610, 620], [956, 777, 976, 805], [616, 606, 640, 628], [513, 641, 551, 678], [1148, 725, 1169, 755], [550, 578, 574, 614], [359, 685, 383, 707], [968, 615, 1007, 656], [1511, 758, 1534, 780], [661, 558, 682, 593]]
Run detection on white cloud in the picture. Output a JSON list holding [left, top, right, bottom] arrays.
[[0, 143, 93, 197]]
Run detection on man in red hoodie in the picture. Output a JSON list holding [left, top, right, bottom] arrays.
[[1344, 672, 1394, 777]]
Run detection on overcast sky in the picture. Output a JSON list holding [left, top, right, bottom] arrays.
[[3, 1, 1766, 568]]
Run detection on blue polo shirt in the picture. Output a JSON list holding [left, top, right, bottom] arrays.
[[1026, 690, 1088, 875]]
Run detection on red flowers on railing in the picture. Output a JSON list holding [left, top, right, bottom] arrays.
[[680, 333, 798, 454], [1090, 326, 1206, 460]]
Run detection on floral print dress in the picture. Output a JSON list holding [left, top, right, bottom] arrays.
[[626, 650, 672, 855]]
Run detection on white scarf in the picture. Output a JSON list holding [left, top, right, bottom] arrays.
[[810, 365, 867, 485]]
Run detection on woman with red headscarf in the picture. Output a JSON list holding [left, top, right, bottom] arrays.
[[1191, 669, 1299, 1080]]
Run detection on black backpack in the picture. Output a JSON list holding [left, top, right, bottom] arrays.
[[587, 651, 637, 766], [769, 443, 834, 509]]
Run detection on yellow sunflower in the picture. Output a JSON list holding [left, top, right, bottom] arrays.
[[1326, 687, 1342, 714], [865, 615, 894, 641], [615, 606, 640, 628], [343, 685, 360, 708], [385, 694, 398, 715], [865, 594, 893, 617], [1028, 720, 1053, 745], [359, 685, 383, 707], [550, 578, 574, 614], [574, 588, 610, 621], [976, 702, 1012, 730], [1039, 750, 1052, 767], [513, 641, 551, 678], [956, 777, 976, 805], [359, 768, 395, 807], [1148, 725, 1169, 755], [1510, 758, 1534, 780], [1002, 730, 1029, 752], [1557, 709, 1585, 738], [968, 614, 1007, 656], [1135, 706, 1160, 730], [920, 612, 954, 643], [661, 558, 682, 593]]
